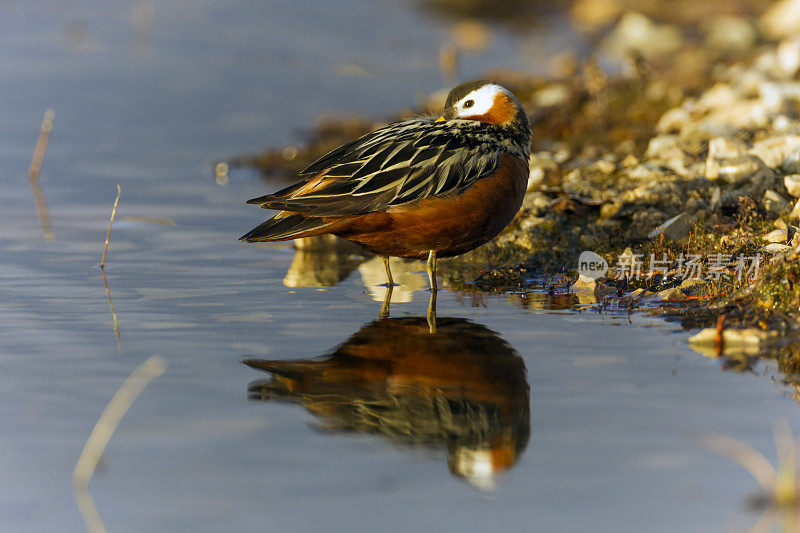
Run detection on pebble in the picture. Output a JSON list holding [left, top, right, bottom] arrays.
[[759, 242, 792, 253], [785, 174, 800, 196], [707, 137, 748, 159], [688, 327, 779, 356], [750, 135, 800, 168], [763, 228, 789, 243], [648, 286, 686, 301], [705, 16, 757, 53], [760, 0, 800, 40], [601, 12, 684, 60], [791, 198, 800, 221], [764, 189, 791, 215], [706, 155, 768, 185], [656, 108, 691, 133], [776, 37, 800, 78]]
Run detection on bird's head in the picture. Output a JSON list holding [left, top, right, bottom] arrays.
[[437, 79, 527, 128]]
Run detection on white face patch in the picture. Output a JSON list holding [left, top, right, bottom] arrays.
[[453, 84, 506, 119]]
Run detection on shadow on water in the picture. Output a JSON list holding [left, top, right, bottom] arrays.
[[244, 315, 530, 490]]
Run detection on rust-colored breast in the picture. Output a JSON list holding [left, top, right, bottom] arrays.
[[334, 152, 528, 259]]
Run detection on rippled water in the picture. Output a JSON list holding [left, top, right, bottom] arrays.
[[1, 2, 799, 532]]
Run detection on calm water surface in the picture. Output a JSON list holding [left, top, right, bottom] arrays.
[[1, 2, 798, 532]]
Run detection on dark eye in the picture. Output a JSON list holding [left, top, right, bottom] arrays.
[[463, 99, 474, 108]]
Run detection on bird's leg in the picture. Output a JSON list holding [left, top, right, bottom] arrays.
[[426, 288, 437, 333], [380, 283, 393, 319], [381, 256, 394, 287], [426, 250, 437, 291]]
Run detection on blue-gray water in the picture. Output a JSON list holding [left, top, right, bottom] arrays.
[[0, 2, 797, 532]]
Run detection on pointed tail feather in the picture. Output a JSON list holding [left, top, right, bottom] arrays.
[[240, 213, 335, 242]]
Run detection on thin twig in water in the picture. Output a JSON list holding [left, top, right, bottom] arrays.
[[100, 184, 121, 267], [101, 268, 121, 352], [72, 356, 166, 533], [73, 355, 166, 487], [28, 109, 55, 241]]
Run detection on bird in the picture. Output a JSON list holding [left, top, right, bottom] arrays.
[[244, 316, 530, 490], [241, 79, 532, 291]]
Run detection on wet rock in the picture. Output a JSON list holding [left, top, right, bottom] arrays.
[[760, 0, 800, 41], [570, 278, 616, 297], [764, 189, 791, 215], [628, 288, 649, 300], [750, 135, 800, 168], [601, 12, 683, 60], [647, 286, 686, 301], [647, 212, 692, 241], [473, 266, 527, 291], [688, 327, 779, 356]]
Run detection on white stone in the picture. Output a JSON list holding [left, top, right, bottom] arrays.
[[777, 37, 800, 78], [764, 189, 791, 215], [785, 174, 800, 197], [601, 12, 683, 60], [750, 135, 800, 168], [763, 228, 788, 243], [760, 0, 800, 40]]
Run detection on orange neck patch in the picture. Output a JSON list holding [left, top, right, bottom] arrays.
[[462, 92, 517, 126]]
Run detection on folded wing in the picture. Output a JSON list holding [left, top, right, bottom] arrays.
[[246, 119, 500, 217]]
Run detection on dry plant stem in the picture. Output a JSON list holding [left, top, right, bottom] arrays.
[[72, 355, 166, 488], [101, 269, 121, 351], [100, 184, 121, 267], [28, 109, 55, 241], [773, 421, 799, 505], [73, 482, 107, 533]]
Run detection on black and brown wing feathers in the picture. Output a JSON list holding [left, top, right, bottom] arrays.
[[245, 119, 502, 217]]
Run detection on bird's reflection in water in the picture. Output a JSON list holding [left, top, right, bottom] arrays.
[[244, 317, 530, 490], [283, 236, 367, 288]]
